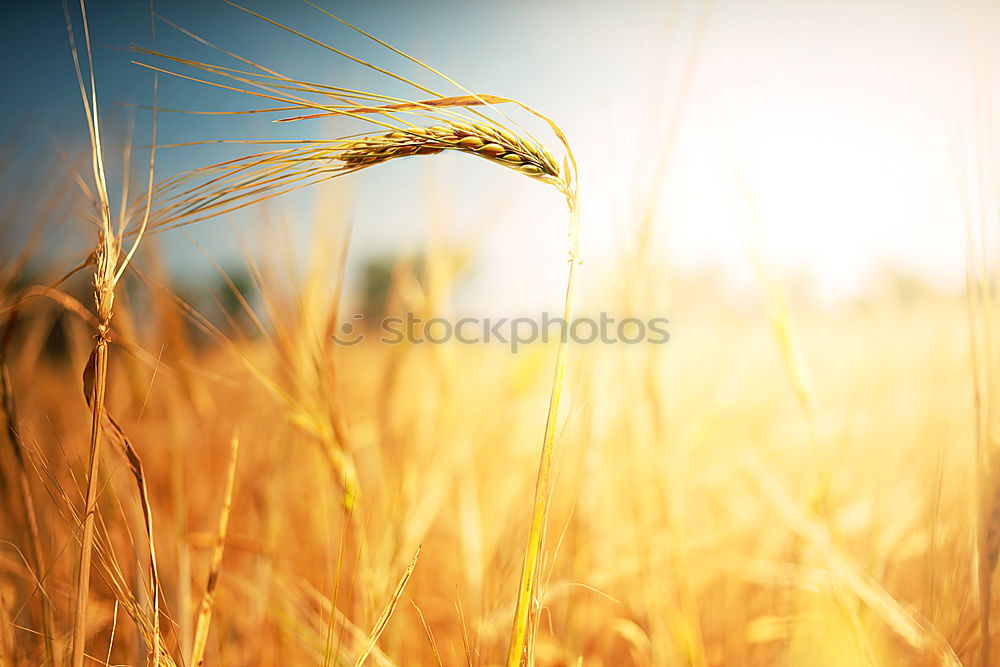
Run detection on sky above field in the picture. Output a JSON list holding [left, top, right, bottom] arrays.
[[2, 0, 995, 312]]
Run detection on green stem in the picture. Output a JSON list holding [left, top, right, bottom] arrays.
[[506, 206, 579, 667]]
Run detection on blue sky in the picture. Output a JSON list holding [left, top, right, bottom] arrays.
[[3, 0, 616, 311], [2, 0, 991, 312]]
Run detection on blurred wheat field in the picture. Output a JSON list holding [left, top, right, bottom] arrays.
[[2, 1, 1000, 666], [0, 237, 990, 665]]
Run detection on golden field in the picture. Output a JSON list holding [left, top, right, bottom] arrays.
[[2, 1, 1000, 666], [0, 237, 991, 665]]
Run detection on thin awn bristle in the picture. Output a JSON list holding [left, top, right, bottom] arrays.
[[336, 122, 560, 182]]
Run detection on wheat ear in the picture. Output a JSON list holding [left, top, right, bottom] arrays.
[[337, 122, 560, 181]]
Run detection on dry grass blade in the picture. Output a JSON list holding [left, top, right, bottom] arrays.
[[277, 93, 515, 120], [22, 429, 177, 667], [190, 432, 240, 666], [742, 455, 962, 667], [82, 350, 163, 665], [0, 350, 55, 665], [410, 600, 443, 667], [353, 545, 421, 667]]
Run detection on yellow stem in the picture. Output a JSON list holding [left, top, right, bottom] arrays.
[[506, 206, 579, 667], [72, 337, 108, 667]]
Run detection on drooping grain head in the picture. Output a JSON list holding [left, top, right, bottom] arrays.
[[337, 121, 562, 184]]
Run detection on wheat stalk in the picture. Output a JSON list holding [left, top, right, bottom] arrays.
[[353, 545, 421, 667], [64, 1, 159, 665], [190, 432, 240, 666]]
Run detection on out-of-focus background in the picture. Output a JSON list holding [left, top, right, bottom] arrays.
[[1, 1, 999, 665]]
